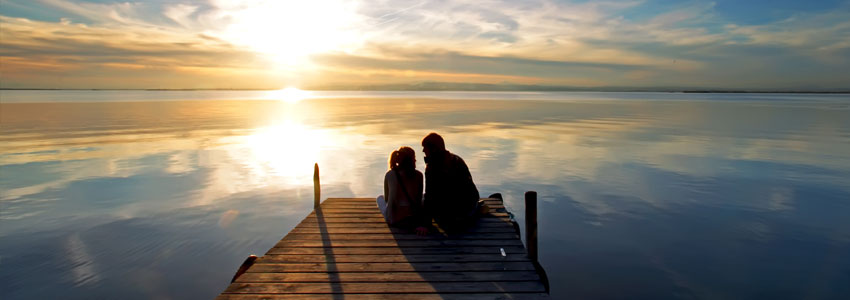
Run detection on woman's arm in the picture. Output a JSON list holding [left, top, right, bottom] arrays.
[[383, 172, 390, 203]]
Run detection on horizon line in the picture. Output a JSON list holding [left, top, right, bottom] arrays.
[[2, 88, 849, 94]]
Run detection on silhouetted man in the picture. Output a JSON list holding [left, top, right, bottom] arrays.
[[421, 132, 480, 232]]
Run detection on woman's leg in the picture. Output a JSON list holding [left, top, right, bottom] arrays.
[[376, 195, 389, 222]]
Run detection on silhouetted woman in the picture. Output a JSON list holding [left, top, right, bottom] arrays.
[[377, 146, 429, 235]]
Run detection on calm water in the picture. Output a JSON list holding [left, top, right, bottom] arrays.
[[1, 91, 849, 299]]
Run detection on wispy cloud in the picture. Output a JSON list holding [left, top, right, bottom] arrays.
[[1, 0, 848, 89], [0, 14, 280, 89]]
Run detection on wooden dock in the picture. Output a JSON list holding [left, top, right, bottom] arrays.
[[218, 167, 549, 300]]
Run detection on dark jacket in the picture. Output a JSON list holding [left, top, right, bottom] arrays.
[[423, 151, 480, 228]]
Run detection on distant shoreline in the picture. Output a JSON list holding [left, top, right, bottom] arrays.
[[2, 88, 848, 94]]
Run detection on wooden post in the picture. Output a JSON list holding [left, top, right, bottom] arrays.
[[313, 163, 320, 209], [525, 191, 538, 262]]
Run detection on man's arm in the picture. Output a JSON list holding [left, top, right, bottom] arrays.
[[415, 172, 424, 206], [414, 172, 429, 228], [422, 167, 435, 219], [456, 156, 480, 199]]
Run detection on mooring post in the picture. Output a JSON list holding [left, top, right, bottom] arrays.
[[313, 163, 320, 209], [525, 191, 538, 262]]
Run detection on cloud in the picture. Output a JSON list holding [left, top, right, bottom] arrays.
[[305, 45, 699, 87], [0, 0, 848, 89], [0, 14, 283, 88], [479, 31, 517, 43], [39, 0, 154, 25], [163, 4, 200, 28]]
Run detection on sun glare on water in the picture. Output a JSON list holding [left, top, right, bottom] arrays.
[[245, 121, 334, 183], [265, 87, 312, 103]]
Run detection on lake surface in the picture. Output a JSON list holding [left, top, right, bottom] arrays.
[[1, 91, 849, 299]]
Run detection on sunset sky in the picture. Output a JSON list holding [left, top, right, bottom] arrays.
[[1, 0, 849, 90]]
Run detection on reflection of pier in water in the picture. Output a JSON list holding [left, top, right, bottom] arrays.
[[218, 165, 549, 299]]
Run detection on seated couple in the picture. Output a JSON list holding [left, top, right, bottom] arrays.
[[376, 133, 481, 235]]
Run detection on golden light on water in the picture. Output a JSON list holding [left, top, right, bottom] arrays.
[[264, 87, 312, 103], [244, 121, 334, 183]]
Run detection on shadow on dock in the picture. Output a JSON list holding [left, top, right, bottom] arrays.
[[218, 196, 548, 299], [389, 193, 550, 298], [316, 207, 345, 299]]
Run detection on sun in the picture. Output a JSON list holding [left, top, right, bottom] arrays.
[[216, 0, 361, 67], [265, 87, 312, 103]]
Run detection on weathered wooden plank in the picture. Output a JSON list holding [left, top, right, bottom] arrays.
[[313, 210, 382, 215], [310, 210, 510, 218], [265, 246, 528, 256], [294, 222, 393, 228], [246, 262, 536, 273], [218, 293, 550, 300], [298, 217, 401, 223], [318, 200, 505, 208], [281, 233, 520, 241], [320, 200, 375, 203], [309, 212, 510, 219], [274, 239, 524, 248], [320, 200, 376, 203], [322, 197, 500, 203], [314, 206, 378, 210], [324, 197, 500, 201], [309, 213, 385, 218], [257, 253, 530, 263], [313, 208, 508, 214], [296, 221, 514, 228], [223, 281, 546, 294], [309, 213, 512, 219], [299, 216, 512, 223], [323, 198, 375, 202], [288, 226, 518, 234], [316, 204, 376, 208], [234, 271, 540, 283], [320, 200, 376, 204], [315, 207, 381, 211], [312, 206, 511, 213]]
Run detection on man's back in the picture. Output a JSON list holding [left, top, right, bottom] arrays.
[[424, 151, 479, 230]]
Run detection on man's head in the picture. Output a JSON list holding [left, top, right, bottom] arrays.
[[421, 132, 446, 158]]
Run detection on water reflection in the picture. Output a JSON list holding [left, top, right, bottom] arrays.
[[263, 87, 312, 104], [1, 93, 849, 299], [245, 122, 333, 182]]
